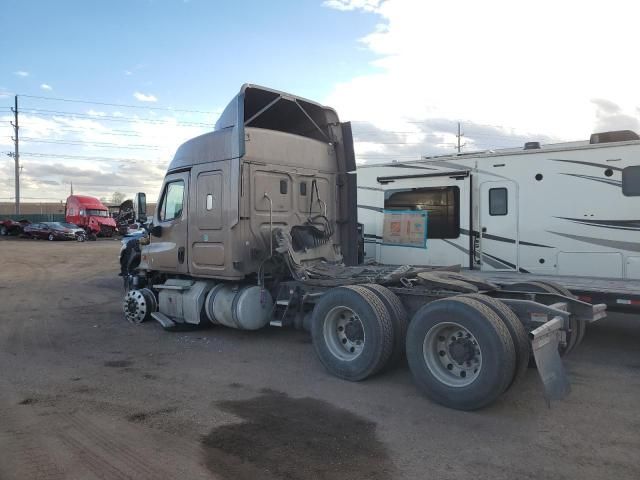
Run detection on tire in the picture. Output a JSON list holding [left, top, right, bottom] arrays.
[[406, 296, 516, 410], [0, 226, 7, 236], [460, 294, 529, 388], [510, 281, 579, 356], [76, 234, 86, 242], [48, 233, 55, 241], [123, 288, 156, 324], [360, 284, 408, 367], [311, 285, 394, 382]]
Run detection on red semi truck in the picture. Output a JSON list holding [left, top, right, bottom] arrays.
[[65, 195, 117, 237]]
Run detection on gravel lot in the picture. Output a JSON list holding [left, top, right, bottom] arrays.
[[0, 237, 639, 480]]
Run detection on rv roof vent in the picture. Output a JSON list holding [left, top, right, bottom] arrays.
[[590, 130, 640, 144], [524, 141, 541, 150]]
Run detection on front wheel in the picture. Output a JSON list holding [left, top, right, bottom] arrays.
[[406, 297, 516, 410], [123, 288, 157, 324], [48, 233, 55, 241]]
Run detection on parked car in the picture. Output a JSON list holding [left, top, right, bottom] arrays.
[[0, 218, 31, 236], [23, 222, 86, 241]]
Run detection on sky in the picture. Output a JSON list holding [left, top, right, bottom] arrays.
[[2, 0, 640, 204]]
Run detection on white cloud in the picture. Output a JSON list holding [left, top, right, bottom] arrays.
[[40, 83, 53, 91], [125, 70, 133, 76], [323, 0, 382, 12], [14, 70, 29, 77], [133, 91, 157, 102], [0, 106, 209, 202], [324, 0, 640, 162]]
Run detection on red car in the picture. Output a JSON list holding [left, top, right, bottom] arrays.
[[0, 218, 31, 236], [23, 222, 87, 241]]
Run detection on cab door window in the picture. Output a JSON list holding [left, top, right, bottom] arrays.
[[159, 180, 185, 221]]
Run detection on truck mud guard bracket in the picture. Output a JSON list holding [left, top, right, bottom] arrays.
[[496, 292, 606, 323]]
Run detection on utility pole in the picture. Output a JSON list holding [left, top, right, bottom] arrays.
[[456, 122, 465, 153], [10, 95, 20, 215]]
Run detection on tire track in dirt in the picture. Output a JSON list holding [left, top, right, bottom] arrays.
[[56, 412, 170, 480], [0, 391, 64, 480]]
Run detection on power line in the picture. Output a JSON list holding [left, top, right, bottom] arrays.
[[20, 137, 160, 150], [19, 94, 220, 115], [20, 151, 164, 163], [19, 108, 214, 127], [19, 126, 148, 138]]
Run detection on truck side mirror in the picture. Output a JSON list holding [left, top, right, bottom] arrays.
[[150, 225, 162, 237], [135, 192, 147, 222]]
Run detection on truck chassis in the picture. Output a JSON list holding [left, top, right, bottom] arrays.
[[122, 232, 604, 411]]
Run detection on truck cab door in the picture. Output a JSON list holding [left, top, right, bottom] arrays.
[[147, 171, 189, 274]]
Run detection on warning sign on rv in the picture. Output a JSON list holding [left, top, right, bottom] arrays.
[[382, 210, 427, 248]]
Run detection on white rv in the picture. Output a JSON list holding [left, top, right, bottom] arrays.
[[357, 130, 640, 284]]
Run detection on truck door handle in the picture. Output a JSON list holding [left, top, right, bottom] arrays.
[[178, 247, 185, 264]]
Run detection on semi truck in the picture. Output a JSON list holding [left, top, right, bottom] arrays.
[[65, 195, 117, 238], [119, 84, 605, 411]]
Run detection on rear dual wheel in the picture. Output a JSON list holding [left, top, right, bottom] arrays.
[[359, 283, 408, 367], [406, 296, 516, 410], [459, 294, 529, 388], [311, 285, 395, 382]]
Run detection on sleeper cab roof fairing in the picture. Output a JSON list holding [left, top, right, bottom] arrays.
[[167, 84, 341, 173]]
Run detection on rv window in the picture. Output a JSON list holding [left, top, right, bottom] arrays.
[[622, 166, 640, 196], [489, 188, 508, 215], [160, 180, 185, 221], [384, 186, 460, 239]]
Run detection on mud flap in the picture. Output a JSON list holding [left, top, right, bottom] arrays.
[[530, 316, 571, 403]]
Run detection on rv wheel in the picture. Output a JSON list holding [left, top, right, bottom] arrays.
[[406, 297, 516, 411], [311, 285, 394, 382]]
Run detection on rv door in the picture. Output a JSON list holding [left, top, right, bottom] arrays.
[[479, 180, 519, 271]]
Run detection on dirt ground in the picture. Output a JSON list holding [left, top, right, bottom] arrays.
[[0, 237, 639, 480]]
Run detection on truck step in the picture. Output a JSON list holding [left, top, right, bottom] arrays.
[[276, 299, 290, 306], [270, 320, 283, 327], [151, 312, 176, 329]]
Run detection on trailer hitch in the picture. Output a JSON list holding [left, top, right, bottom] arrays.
[[529, 316, 571, 404]]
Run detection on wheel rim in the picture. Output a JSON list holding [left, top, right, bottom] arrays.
[[323, 306, 366, 361], [423, 322, 482, 387], [123, 290, 148, 324], [48, 234, 54, 241]]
